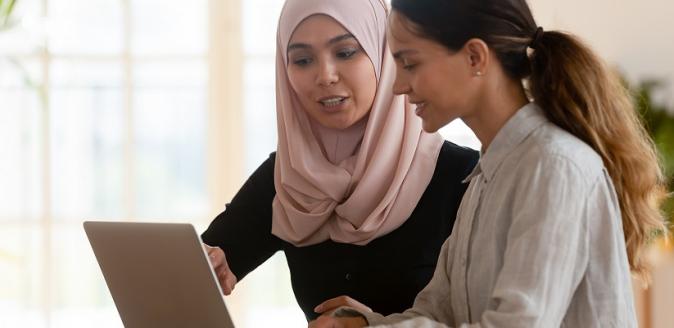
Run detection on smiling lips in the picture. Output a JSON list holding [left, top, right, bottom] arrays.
[[318, 96, 349, 111], [412, 101, 427, 116]]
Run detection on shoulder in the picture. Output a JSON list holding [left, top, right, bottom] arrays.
[[233, 152, 277, 201], [435, 140, 479, 180], [519, 122, 605, 185], [256, 152, 276, 175], [438, 140, 479, 160], [267, 151, 277, 164]]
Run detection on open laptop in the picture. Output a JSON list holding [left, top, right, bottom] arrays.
[[83, 221, 235, 328]]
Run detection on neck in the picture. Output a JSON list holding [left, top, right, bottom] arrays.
[[309, 115, 368, 164], [462, 77, 529, 152]]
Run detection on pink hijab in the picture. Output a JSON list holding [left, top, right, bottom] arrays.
[[272, 0, 444, 246]]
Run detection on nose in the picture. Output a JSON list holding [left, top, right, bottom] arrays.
[[392, 72, 411, 95], [316, 59, 339, 87]]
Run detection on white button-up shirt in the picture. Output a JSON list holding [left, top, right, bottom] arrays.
[[362, 103, 637, 327]]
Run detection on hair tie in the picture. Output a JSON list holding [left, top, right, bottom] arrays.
[[530, 26, 544, 49]]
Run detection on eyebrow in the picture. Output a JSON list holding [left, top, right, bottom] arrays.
[[287, 33, 356, 52], [392, 49, 419, 59]]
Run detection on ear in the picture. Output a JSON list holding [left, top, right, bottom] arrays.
[[462, 38, 490, 77]]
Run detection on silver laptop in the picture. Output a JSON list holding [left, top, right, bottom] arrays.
[[84, 221, 235, 328]]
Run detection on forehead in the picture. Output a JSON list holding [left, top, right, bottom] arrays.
[[387, 11, 414, 44], [289, 14, 351, 44], [387, 11, 451, 55]]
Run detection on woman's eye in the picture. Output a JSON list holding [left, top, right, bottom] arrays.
[[401, 59, 417, 71], [337, 48, 358, 59], [292, 57, 313, 66]]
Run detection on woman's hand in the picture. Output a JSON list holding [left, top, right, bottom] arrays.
[[314, 295, 372, 315], [203, 244, 238, 295], [308, 315, 367, 328]]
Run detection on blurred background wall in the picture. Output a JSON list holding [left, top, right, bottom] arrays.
[[0, 0, 672, 327]]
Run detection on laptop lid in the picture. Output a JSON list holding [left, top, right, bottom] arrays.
[[84, 221, 235, 328]]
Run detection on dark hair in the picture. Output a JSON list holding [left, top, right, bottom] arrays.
[[392, 0, 536, 80], [391, 0, 667, 280]]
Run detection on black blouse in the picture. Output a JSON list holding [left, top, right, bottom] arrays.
[[202, 141, 478, 321]]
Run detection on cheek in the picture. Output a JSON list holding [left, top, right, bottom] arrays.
[[429, 68, 470, 105], [413, 68, 446, 101], [286, 69, 312, 100], [348, 60, 377, 105]]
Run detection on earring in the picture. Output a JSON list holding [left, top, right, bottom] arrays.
[[475, 71, 483, 77]]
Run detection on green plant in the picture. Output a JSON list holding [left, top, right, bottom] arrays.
[[1, 0, 45, 101], [0, 0, 17, 30], [630, 78, 674, 230]]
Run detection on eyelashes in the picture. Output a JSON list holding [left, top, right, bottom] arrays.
[[289, 47, 362, 67], [292, 57, 313, 66], [400, 57, 418, 71], [336, 48, 358, 59]]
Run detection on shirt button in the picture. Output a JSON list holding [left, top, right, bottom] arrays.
[[345, 273, 352, 281]]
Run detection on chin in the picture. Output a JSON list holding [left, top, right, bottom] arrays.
[[317, 117, 354, 130], [421, 120, 442, 133]]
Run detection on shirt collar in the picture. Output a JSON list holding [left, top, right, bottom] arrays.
[[463, 103, 548, 183]]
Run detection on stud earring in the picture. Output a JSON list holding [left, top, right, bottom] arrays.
[[475, 71, 483, 77]]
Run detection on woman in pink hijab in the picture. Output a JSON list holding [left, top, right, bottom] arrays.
[[202, 0, 477, 321]]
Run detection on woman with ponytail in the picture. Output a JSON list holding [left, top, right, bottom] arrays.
[[310, 0, 668, 327]]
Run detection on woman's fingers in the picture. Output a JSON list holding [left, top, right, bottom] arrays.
[[203, 244, 238, 295], [314, 295, 372, 314], [204, 245, 225, 268], [217, 268, 237, 295]]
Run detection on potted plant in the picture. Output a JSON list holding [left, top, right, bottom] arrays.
[[631, 78, 674, 233]]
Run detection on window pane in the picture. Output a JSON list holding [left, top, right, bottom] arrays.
[[133, 59, 206, 87], [50, 60, 125, 221], [50, 224, 121, 328], [243, 0, 285, 56], [229, 253, 306, 328], [0, 0, 44, 55], [0, 56, 42, 87], [243, 57, 277, 175], [131, 0, 207, 56], [0, 223, 45, 327], [438, 120, 481, 150], [0, 59, 43, 221], [133, 60, 208, 219], [47, 0, 123, 55]]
